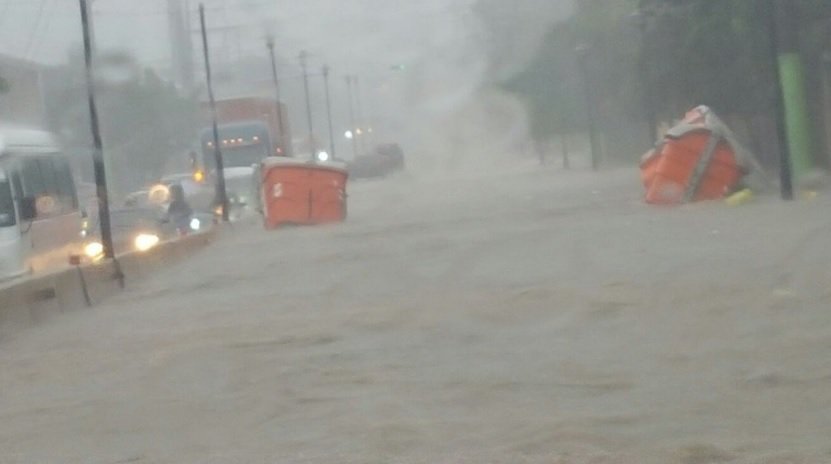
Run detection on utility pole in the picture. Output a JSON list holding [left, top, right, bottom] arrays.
[[299, 50, 315, 160], [199, 3, 230, 222], [79, 0, 121, 282], [266, 37, 287, 156], [354, 75, 368, 156], [576, 44, 600, 171], [345, 75, 359, 159], [82, 0, 117, 191], [322, 65, 336, 160], [83, 0, 97, 51], [767, 0, 795, 200], [637, 0, 659, 146]]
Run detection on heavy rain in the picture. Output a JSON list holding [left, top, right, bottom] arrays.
[[2, 0, 831, 462]]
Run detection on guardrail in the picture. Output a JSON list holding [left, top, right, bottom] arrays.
[[0, 228, 217, 333]]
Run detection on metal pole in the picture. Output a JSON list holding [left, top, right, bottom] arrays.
[[79, 0, 120, 282], [266, 37, 287, 156], [767, 0, 794, 200], [199, 3, 230, 221], [638, 0, 659, 145], [576, 45, 600, 171], [322, 65, 336, 160], [83, 0, 97, 52], [345, 75, 359, 159], [299, 50, 315, 160], [354, 75, 368, 156]]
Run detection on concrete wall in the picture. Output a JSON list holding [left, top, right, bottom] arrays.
[[0, 229, 216, 335]]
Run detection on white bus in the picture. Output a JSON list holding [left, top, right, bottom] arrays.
[[0, 128, 84, 281]]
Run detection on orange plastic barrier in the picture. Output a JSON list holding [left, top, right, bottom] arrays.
[[641, 107, 744, 205], [261, 159, 348, 228], [643, 131, 741, 204]]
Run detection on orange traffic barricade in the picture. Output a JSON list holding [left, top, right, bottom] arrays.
[[260, 158, 348, 229], [640, 105, 762, 205]]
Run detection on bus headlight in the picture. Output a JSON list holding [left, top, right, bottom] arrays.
[[84, 241, 104, 259], [134, 233, 160, 252]]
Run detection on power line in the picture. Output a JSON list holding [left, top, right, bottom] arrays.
[[92, 0, 276, 16], [28, 0, 59, 60], [22, 0, 48, 60]]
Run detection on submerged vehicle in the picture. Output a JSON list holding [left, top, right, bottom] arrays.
[[82, 206, 212, 261], [347, 143, 405, 179]]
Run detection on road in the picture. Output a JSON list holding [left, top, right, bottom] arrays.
[[2, 162, 831, 463]]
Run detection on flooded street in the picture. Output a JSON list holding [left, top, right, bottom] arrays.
[[2, 163, 831, 463]]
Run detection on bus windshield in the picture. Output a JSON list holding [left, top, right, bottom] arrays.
[[0, 171, 15, 227]]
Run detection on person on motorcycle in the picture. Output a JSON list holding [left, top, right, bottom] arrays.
[[166, 183, 193, 235]]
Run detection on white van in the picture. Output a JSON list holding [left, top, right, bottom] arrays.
[[0, 127, 84, 281]]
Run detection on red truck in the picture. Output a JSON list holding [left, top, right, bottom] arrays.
[[203, 97, 292, 157]]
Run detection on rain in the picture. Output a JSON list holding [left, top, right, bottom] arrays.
[[2, 1, 831, 463]]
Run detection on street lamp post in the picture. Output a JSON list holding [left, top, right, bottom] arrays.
[[345, 75, 359, 159], [78, 0, 121, 284], [575, 44, 600, 171], [299, 50, 316, 160], [636, 0, 659, 146], [199, 3, 230, 222], [266, 37, 287, 156], [322, 65, 336, 160], [354, 75, 368, 156]]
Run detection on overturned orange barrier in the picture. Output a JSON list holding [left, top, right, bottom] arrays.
[[641, 106, 763, 205]]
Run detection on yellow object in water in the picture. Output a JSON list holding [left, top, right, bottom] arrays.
[[801, 190, 819, 201], [725, 188, 753, 206]]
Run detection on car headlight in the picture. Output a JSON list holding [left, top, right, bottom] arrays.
[[134, 233, 160, 252], [148, 184, 170, 204], [316, 151, 330, 162], [190, 218, 201, 231], [84, 241, 104, 259]]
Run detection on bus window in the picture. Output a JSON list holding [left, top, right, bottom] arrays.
[[36, 157, 62, 216], [10, 167, 23, 202], [20, 157, 45, 202], [0, 171, 14, 227], [53, 156, 79, 211]]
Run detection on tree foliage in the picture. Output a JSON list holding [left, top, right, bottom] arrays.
[[48, 52, 200, 195], [493, 0, 831, 164]]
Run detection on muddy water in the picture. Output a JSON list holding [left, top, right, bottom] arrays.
[[1, 164, 831, 463]]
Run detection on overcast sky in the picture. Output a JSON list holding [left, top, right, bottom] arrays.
[[0, 0, 572, 167], [0, 0, 475, 71]]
